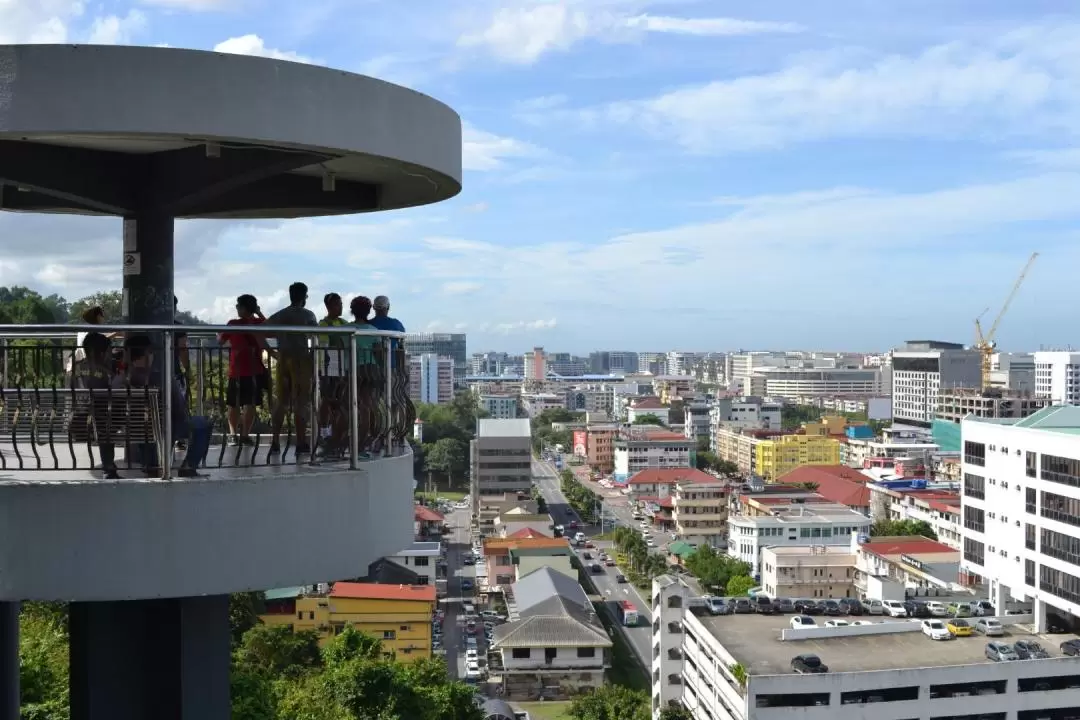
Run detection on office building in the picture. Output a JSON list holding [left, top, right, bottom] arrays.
[[547, 352, 587, 377], [405, 332, 467, 382], [479, 394, 519, 419], [990, 352, 1036, 392], [651, 573, 1078, 720], [471, 419, 533, 513], [408, 353, 454, 404], [891, 340, 982, 427], [1034, 351, 1080, 405], [750, 367, 880, 398], [961, 404, 1080, 632], [471, 351, 514, 376], [727, 502, 871, 574], [671, 476, 729, 548], [524, 347, 547, 381], [754, 434, 842, 481], [613, 428, 694, 483], [588, 350, 639, 374], [935, 387, 1050, 424]]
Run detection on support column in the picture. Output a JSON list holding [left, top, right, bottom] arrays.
[[70, 595, 230, 720], [122, 213, 175, 325], [0, 602, 19, 720]]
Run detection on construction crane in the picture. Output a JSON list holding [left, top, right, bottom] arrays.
[[974, 251, 1039, 390]]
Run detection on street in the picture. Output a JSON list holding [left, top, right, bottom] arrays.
[[441, 504, 476, 680], [532, 460, 655, 668]]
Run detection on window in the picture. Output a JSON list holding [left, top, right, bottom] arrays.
[[931, 715, 1005, 720], [1026, 523, 1036, 551], [512, 648, 531, 659], [577, 647, 596, 658], [297, 611, 303, 620], [963, 537, 985, 566], [1040, 565, 1080, 605], [1041, 490, 1080, 528], [840, 686, 919, 704], [964, 440, 986, 467], [399, 625, 409, 631], [308, 612, 314, 620], [755, 693, 830, 708], [1027, 451, 1038, 478], [1042, 454, 1080, 489], [413, 556, 430, 567], [1019, 710, 1080, 720], [1018, 675, 1080, 691], [963, 506, 985, 533], [382, 630, 396, 640], [1027, 487, 1037, 514], [1042, 528, 1080, 569], [930, 680, 1006, 698], [964, 473, 985, 500]]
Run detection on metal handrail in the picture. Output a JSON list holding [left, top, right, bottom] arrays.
[[0, 322, 409, 476]]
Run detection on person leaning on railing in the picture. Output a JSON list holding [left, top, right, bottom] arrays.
[[69, 332, 120, 479], [350, 295, 381, 457], [317, 292, 349, 456], [267, 282, 319, 455]]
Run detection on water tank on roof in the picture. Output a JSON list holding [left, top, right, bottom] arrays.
[[911, 479, 927, 489]]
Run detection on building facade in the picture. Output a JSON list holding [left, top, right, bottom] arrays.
[[891, 340, 982, 427], [405, 332, 467, 383], [613, 429, 694, 483], [1034, 351, 1080, 405], [936, 388, 1050, 424], [409, 353, 454, 404], [754, 435, 842, 481], [524, 347, 547, 381], [727, 505, 871, 574], [471, 419, 533, 510], [480, 394, 519, 419], [760, 545, 857, 599], [672, 477, 729, 548]]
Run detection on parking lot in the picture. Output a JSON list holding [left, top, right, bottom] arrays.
[[697, 612, 1078, 676]]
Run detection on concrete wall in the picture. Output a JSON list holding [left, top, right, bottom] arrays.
[[0, 452, 415, 600]]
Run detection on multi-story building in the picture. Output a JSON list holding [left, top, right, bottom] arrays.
[[891, 340, 982, 427], [672, 476, 729, 548], [586, 423, 617, 473], [479, 394, 519, 419], [547, 352, 587, 377], [654, 375, 695, 404], [713, 427, 785, 477], [727, 502, 871, 574], [521, 392, 565, 417], [588, 350, 639, 374], [408, 353, 454, 404], [866, 477, 962, 549], [261, 582, 437, 659], [1034, 351, 1080, 405], [475, 493, 537, 538], [405, 332, 467, 383], [652, 572, 1078, 720], [666, 352, 700, 377], [566, 387, 615, 415], [683, 401, 711, 443], [990, 352, 1036, 392], [841, 433, 940, 469], [709, 397, 783, 453], [760, 545, 857, 599], [524, 347, 547, 380], [754, 434, 842, 481], [384, 541, 442, 586], [466, 376, 524, 397], [613, 428, 694, 483], [638, 352, 667, 375], [750, 367, 880, 399], [471, 419, 533, 510], [775, 465, 872, 515], [627, 397, 670, 425], [961, 404, 1080, 632], [936, 387, 1050, 424], [481, 536, 574, 588], [471, 351, 519, 376]]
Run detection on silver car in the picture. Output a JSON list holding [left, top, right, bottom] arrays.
[[975, 618, 1004, 637], [985, 642, 1019, 662]]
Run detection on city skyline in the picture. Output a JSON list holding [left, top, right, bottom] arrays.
[[2, 1, 1079, 351]]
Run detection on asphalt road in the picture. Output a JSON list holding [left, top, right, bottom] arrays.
[[532, 460, 655, 669], [442, 505, 475, 680]]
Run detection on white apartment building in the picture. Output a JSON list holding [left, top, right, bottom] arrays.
[[1034, 351, 1080, 405], [613, 429, 693, 483], [471, 419, 533, 511], [709, 397, 782, 456], [866, 479, 962, 550], [683, 402, 711, 443], [991, 352, 1036, 393], [841, 436, 940, 469], [760, 545, 857, 599], [891, 340, 982, 427], [520, 393, 565, 417], [727, 504, 871, 575], [672, 477, 729, 548], [750, 367, 880, 399], [479, 394, 518, 419], [408, 353, 455, 405], [651, 574, 1080, 720], [385, 541, 442, 586], [961, 404, 1080, 633]]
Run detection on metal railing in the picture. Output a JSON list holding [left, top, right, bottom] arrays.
[[0, 322, 415, 479]]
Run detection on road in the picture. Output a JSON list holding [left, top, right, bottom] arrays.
[[532, 460, 655, 669], [441, 505, 475, 680]]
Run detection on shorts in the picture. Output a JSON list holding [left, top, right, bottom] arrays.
[[274, 356, 314, 413], [320, 376, 347, 402], [227, 375, 266, 408]]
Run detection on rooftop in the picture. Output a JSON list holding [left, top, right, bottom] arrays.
[[482, 537, 570, 554], [329, 582, 436, 602], [478, 418, 532, 438], [631, 397, 665, 409], [629, 468, 718, 486], [731, 504, 870, 526], [694, 612, 1064, 676], [860, 535, 958, 558], [776, 466, 871, 508], [1011, 404, 1080, 435], [506, 527, 550, 539], [414, 505, 445, 522]]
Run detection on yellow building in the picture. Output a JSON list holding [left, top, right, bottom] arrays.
[[755, 434, 841, 481], [260, 582, 436, 662]]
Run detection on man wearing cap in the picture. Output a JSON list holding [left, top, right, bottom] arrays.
[[369, 295, 405, 367]]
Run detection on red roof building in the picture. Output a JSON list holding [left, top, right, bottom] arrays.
[[506, 527, 548, 539], [860, 536, 957, 558], [631, 397, 664, 410], [330, 582, 437, 602], [414, 505, 445, 523], [777, 466, 872, 513]]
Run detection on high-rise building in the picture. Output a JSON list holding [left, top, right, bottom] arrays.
[[471, 351, 511, 376], [524, 347, 547, 380], [637, 352, 666, 375], [1034, 351, 1080, 405], [470, 419, 533, 514], [409, 354, 454, 405], [588, 351, 639, 374], [405, 333, 467, 383], [891, 340, 982, 427], [479, 394, 519, 419]]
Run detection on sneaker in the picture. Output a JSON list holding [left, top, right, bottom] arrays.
[[240, 435, 255, 446], [178, 466, 199, 478], [268, 442, 281, 454], [229, 435, 241, 446], [296, 443, 312, 455], [103, 467, 120, 480]]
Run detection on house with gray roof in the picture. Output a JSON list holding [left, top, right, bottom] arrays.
[[490, 566, 612, 700]]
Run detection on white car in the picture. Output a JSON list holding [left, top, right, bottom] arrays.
[[824, 620, 849, 628], [925, 601, 949, 617], [465, 662, 482, 679], [790, 615, 817, 629], [646, 537, 656, 547], [466, 648, 478, 660], [922, 619, 952, 641], [882, 600, 908, 618]]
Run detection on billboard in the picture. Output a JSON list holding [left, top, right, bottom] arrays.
[[573, 430, 588, 457]]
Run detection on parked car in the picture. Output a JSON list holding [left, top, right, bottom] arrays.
[[837, 598, 863, 616], [905, 600, 931, 618], [790, 615, 817, 629], [949, 602, 973, 618], [883, 600, 908, 618], [947, 619, 973, 637], [985, 642, 1020, 662], [820, 600, 843, 616], [922, 619, 952, 641], [753, 596, 776, 614], [1060, 639, 1080, 657], [824, 620, 849, 628], [793, 599, 822, 615], [707, 597, 732, 616], [975, 619, 1005, 637], [1014, 639, 1050, 659], [861, 599, 884, 615], [790, 654, 828, 674], [973, 600, 996, 617], [925, 601, 949, 617], [773, 597, 795, 613], [732, 599, 753, 615]]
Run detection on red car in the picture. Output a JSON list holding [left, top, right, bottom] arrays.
[[584, 541, 595, 549], [605, 558, 615, 567], [569, 521, 578, 529]]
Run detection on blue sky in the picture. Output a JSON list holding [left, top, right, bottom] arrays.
[[3, 1, 1080, 354]]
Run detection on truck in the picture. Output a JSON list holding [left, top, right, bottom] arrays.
[[617, 600, 640, 627]]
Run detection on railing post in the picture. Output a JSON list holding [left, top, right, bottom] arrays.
[[310, 338, 320, 463], [0, 338, 7, 390], [384, 337, 393, 458], [162, 332, 174, 480], [348, 335, 359, 470], [195, 337, 205, 417]]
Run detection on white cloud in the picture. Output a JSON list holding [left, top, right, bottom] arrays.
[[457, 2, 801, 64], [1007, 148, 1080, 170], [491, 319, 558, 334], [441, 281, 483, 295], [88, 10, 148, 44], [589, 25, 1080, 153], [462, 124, 545, 171], [213, 35, 313, 64], [463, 202, 490, 213], [138, 0, 233, 10]]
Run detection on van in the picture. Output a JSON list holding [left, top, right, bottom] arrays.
[[861, 599, 883, 615]]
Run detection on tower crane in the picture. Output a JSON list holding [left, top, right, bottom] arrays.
[[974, 251, 1039, 390]]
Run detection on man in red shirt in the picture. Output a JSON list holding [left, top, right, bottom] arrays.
[[218, 294, 271, 445]]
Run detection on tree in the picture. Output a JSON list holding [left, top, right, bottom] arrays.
[[19, 605, 70, 720], [568, 684, 651, 720], [797, 482, 820, 492], [322, 625, 384, 666], [659, 705, 695, 720], [871, 518, 938, 540], [695, 450, 720, 472], [684, 544, 751, 593], [230, 665, 278, 720], [631, 413, 665, 426], [725, 575, 756, 597], [236, 624, 322, 679], [424, 437, 467, 489], [714, 459, 739, 478], [70, 291, 123, 323], [229, 592, 265, 647]]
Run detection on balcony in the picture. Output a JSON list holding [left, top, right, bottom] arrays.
[[0, 323, 416, 600]]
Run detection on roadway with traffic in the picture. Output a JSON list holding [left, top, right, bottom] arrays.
[[532, 459, 655, 669]]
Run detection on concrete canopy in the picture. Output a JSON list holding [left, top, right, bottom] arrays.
[[0, 44, 463, 219]]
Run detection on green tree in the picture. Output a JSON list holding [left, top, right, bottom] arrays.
[[322, 625, 384, 666], [236, 624, 323, 679], [70, 291, 123, 323], [871, 518, 938, 540], [229, 592, 265, 648], [424, 437, 467, 489], [725, 575, 756, 597], [714, 459, 739, 477], [684, 544, 752, 593], [695, 450, 720, 472], [631, 413, 665, 426], [659, 705, 695, 720], [568, 684, 650, 720], [19, 605, 70, 720], [230, 665, 278, 720]]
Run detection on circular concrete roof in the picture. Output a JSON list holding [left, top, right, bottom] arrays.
[[0, 44, 462, 218]]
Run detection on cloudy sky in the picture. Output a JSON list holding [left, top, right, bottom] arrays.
[[3, 0, 1080, 354]]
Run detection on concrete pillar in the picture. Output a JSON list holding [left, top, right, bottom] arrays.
[[122, 213, 175, 325], [70, 595, 230, 720], [1034, 599, 1047, 633], [992, 581, 1007, 614], [0, 602, 19, 720]]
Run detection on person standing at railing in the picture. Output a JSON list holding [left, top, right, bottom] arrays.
[[69, 332, 120, 479], [350, 296, 381, 457], [267, 282, 319, 455], [219, 295, 270, 446], [317, 292, 348, 455]]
